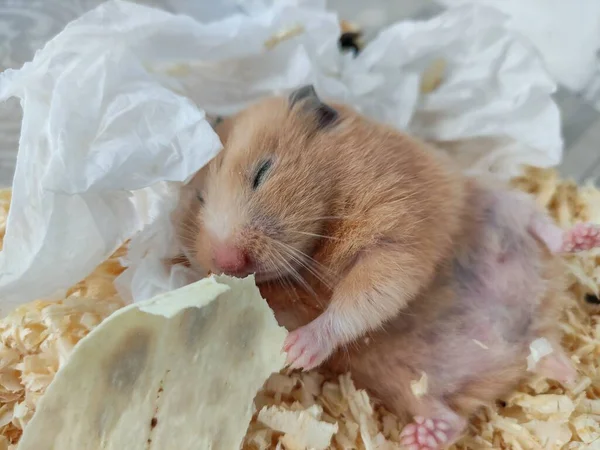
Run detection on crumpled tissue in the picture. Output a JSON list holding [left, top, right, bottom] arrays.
[[436, 0, 600, 93], [0, 0, 562, 315]]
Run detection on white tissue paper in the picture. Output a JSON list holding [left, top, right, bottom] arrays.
[[0, 0, 562, 315], [436, 0, 600, 93]]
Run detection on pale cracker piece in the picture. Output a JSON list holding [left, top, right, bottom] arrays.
[[17, 275, 287, 450]]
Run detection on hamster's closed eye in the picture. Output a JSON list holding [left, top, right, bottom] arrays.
[[196, 192, 204, 205], [252, 158, 273, 190]]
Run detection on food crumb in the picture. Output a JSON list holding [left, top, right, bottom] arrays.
[[472, 339, 489, 350], [410, 372, 429, 398]]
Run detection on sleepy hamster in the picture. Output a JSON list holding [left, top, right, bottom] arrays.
[[175, 84, 469, 365], [173, 86, 600, 449]]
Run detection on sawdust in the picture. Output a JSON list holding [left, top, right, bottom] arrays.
[[0, 190, 125, 448], [0, 166, 598, 449]]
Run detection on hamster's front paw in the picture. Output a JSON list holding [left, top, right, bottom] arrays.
[[283, 318, 335, 371]]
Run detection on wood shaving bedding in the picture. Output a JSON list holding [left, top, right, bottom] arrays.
[[0, 166, 598, 449]]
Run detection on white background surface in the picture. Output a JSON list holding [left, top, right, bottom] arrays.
[[0, 0, 599, 187]]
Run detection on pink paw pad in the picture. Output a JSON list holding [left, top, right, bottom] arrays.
[[400, 417, 451, 450], [562, 223, 600, 253]]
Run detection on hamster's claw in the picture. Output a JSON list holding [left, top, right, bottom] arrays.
[[400, 417, 451, 450], [283, 322, 334, 371]]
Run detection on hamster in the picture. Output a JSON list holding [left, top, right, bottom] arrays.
[[173, 86, 600, 449], [176, 84, 470, 365]]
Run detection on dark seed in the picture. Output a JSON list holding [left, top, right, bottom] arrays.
[[339, 32, 362, 56]]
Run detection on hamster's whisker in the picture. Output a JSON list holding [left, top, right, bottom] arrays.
[[276, 269, 302, 305], [174, 230, 196, 245], [275, 241, 333, 277], [287, 215, 366, 225], [288, 230, 339, 241], [273, 242, 333, 291], [270, 246, 318, 299], [174, 219, 198, 231], [263, 246, 290, 280], [261, 247, 302, 304], [342, 343, 352, 364], [175, 230, 196, 242], [176, 222, 202, 237], [283, 279, 300, 303], [279, 248, 324, 285], [185, 212, 200, 225], [270, 248, 326, 308]]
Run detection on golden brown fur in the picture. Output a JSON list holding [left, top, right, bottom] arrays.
[[173, 88, 576, 448], [176, 94, 467, 343]]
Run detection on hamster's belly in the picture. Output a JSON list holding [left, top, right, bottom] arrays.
[[348, 202, 553, 399]]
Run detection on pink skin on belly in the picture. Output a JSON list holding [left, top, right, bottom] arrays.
[[281, 193, 591, 449], [283, 220, 600, 372]]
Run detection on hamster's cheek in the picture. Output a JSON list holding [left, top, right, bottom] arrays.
[[192, 231, 214, 270]]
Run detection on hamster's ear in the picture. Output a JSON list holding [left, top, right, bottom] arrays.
[[288, 85, 338, 129]]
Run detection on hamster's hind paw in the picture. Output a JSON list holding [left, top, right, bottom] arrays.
[[535, 349, 578, 388], [561, 223, 600, 253], [400, 417, 451, 450]]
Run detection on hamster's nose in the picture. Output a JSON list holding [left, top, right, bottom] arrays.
[[212, 244, 250, 276]]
